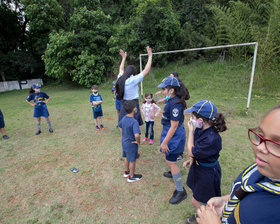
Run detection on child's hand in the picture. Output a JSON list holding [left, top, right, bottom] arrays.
[[183, 158, 193, 168], [131, 141, 138, 145], [32, 103, 36, 106], [188, 120, 194, 132], [197, 205, 220, 224], [160, 142, 169, 153]]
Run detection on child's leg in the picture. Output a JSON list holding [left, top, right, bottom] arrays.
[[145, 121, 150, 138], [192, 197, 203, 212], [128, 161, 136, 177], [0, 128, 6, 136], [124, 157, 129, 172], [98, 116, 103, 125], [149, 121, 154, 140], [45, 117, 52, 129], [94, 118, 98, 126], [166, 160, 184, 191], [36, 117, 41, 130]]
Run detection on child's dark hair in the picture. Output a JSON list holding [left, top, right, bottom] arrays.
[[193, 111, 227, 132], [92, 85, 98, 90], [123, 100, 136, 114], [143, 92, 156, 104], [166, 83, 189, 109], [29, 87, 35, 94]]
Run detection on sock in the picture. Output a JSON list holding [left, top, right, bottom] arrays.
[[37, 123, 41, 131], [172, 171, 184, 192], [47, 121, 52, 129]]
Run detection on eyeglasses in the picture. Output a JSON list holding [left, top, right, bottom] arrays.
[[248, 128, 280, 157]]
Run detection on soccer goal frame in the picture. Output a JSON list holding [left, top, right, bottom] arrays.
[[139, 42, 258, 114]]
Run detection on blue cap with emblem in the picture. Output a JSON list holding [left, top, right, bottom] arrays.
[[157, 76, 180, 88], [185, 100, 217, 120], [32, 83, 41, 89]]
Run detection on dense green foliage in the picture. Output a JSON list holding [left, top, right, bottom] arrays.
[[1, 0, 279, 90]]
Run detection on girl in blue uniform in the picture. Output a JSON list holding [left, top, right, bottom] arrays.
[[184, 100, 227, 224], [26, 84, 53, 135], [158, 76, 188, 204], [196, 104, 280, 224]]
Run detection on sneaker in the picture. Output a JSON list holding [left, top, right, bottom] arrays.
[[49, 128, 54, 133], [176, 153, 183, 161], [149, 139, 154, 145], [100, 124, 105, 130], [169, 188, 187, 204], [96, 126, 100, 131], [185, 215, 198, 224], [123, 171, 130, 178], [142, 137, 147, 142], [163, 171, 172, 178], [2, 135, 9, 139], [127, 174, 143, 183], [35, 130, 41, 135]]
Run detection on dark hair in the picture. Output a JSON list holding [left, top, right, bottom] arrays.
[[116, 65, 137, 99], [171, 72, 179, 78], [29, 87, 35, 94], [193, 112, 227, 132], [123, 100, 136, 114], [165, 81, 189, 109], [92, 85, 98, 90], [143, 92, 156, 104], [177, 78, 190, 101]]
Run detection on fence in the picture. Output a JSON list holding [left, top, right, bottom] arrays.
[[0, 79, 43, 92]]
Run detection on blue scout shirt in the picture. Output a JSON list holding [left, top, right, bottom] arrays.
[[161, 96, 184, 126], [90, 93, 103, 112], [118, 116, 141, 152], [226, 164, 280, 224], [26, 92, 49, 107], [192, 126, 222, 164]]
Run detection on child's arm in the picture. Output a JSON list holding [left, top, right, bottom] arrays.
[[119, 49, 127, 75], [155, 90, 161, 96], [154, 104, 161, 116], [187, 120, 195, 157], [160, 120, 179, 153], [43, 97, 50, 104], [26, 100, 36, 106], [94, 100, 103, 105], [132, 133, 140, 145]]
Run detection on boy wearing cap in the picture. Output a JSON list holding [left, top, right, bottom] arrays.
[[26, 83, 53, 135], [183, 100, 227, 224], [158, 76, 188, 204]]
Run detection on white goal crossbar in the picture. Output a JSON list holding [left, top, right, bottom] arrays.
[[139, 42, 258, 114]]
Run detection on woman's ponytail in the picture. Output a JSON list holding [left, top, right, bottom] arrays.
[[214, 113, 227, 132]]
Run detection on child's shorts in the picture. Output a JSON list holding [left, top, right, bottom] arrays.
[[115, 97, 121, 110], [0, 110, 5, 128], [165, 153, 182, 162], [93, 110, 103, 119], [123, 149, 138, 162], [34, 105, 49, 118]]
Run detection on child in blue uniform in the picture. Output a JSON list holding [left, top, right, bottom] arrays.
[[196, 104, 280, 224], [0, 109, 9, 139], [158, 76, 188, 204], [184, 100, 227, 224], [112, 80, 121, 125], [90, 85, 104, 131], [118, 100, 142, 183], [26, 84, 53, 135]]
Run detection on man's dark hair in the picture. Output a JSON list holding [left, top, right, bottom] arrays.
[[123, 100, 136, 114]]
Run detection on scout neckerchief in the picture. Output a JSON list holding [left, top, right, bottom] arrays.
[[221, 163, 280, 224]]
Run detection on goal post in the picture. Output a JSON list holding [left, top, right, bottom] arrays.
[[139, 42, 258, 114]]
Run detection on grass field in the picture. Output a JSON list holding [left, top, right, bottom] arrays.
[[0, 60, 279, 224]]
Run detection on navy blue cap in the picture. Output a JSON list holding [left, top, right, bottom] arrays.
[[157, 76, 180, 88], [185, 100, 217, 120], [32, 83, 41, 89], [112, 80, 117, 91]]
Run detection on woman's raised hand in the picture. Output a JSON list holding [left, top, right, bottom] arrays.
[[119, 49, 127, 59], [146, 46, 152, 57]]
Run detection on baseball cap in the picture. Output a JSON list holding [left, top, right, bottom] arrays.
[[112, 80, 117, 91], [185, 100, 217, 120], [157, 76, 180, 88], [32, 83, 41, 89]]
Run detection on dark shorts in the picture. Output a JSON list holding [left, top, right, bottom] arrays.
[[93, 110, 103, 119], [34, 105, 49, 118], [119, 99, 143, 126], [165, 153, 182, 162], [123, 149, 138, 162], [0, 110, 5, 129], [115, 97, 121, 110]]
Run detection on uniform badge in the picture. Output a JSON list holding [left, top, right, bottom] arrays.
[[172, 108, 179, 117]]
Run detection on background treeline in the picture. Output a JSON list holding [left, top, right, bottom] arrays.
[[1, 0, 279, 89]]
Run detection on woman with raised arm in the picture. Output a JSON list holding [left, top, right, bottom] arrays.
[[116, 46, 152, 126]]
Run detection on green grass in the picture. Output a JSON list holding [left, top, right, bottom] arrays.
[[0, 60, 279, 223]]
